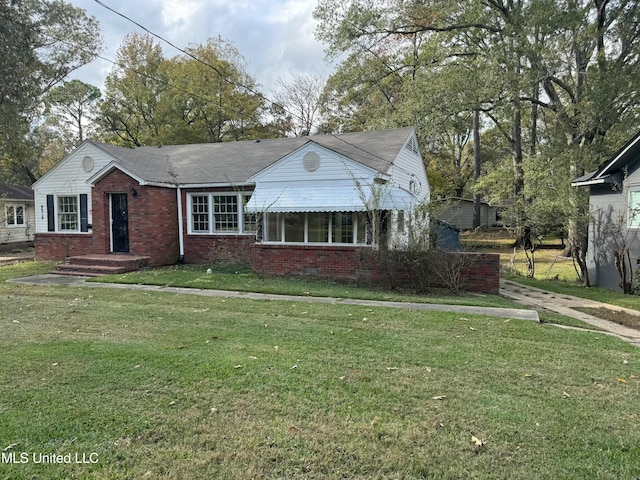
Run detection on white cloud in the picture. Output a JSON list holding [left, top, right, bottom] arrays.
[[67, 0, 334, 96]]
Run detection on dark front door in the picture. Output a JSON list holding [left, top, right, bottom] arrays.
[[111, 193, 129, 253]]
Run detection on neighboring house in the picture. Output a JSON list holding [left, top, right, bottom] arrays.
[[0, 182, 35, 247], [33, 127, 430, 279], [436, 197, 498, 231], [572, 131, 640, 291]]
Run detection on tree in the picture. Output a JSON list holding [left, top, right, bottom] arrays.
[[99, 34, 267, 146], [99, 33, 170, 147], [314, 0, 640, 283], [0, 0, 101, 183], [271, 74, 326, 137], [44, 80, 101, 146], [169, 38, 265, 143]]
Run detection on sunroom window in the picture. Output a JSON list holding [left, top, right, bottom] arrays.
[[264, 211, 370, 244]]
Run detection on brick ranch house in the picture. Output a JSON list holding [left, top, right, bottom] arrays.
[[32, 127, 499, 292]]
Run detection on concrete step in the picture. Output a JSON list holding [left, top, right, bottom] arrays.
[[54, 254, 150, 277], [64, 254, 149, 269]]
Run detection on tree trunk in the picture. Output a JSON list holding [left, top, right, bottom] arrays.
[[473, 108, 482, 229]]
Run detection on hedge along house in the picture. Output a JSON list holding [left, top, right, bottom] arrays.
[[33, 127, 430, 278]]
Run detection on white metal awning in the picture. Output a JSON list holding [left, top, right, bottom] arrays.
[[245, 184, 418, 213]]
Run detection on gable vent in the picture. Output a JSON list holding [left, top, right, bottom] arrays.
[[82, 155, 94, 172], [303, 151, 321, 172], [404, 137, 419, 155]]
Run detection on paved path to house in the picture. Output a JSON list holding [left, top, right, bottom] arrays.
[[8, 274, 539, 321], [500, 279, 640, 347]]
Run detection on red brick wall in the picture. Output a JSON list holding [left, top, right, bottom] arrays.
[[93, 170, 179, 266], [250, 244, 360, 280], [184, 235, 256, 264], [357, 249, 500, 294], [35, 233, 97, 260], [249, 246, 499, 294], [180, 187, 255, 264], [35, 169, 179, 266]]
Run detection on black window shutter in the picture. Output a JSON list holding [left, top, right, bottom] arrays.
[[80, 194, 89, 232], [46, 195, 55, 232]]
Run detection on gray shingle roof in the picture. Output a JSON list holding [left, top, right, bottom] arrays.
[[0, 182, 33, 200], [91, 127, 415, 185]]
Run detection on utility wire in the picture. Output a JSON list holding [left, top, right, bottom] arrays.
[[92, 0, 422, 178]]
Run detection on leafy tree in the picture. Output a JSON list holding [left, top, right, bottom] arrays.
[[44, 79, 101, 146], [315, 0, 640, 283], [99, 34, 267, 146], [99, 33, 170, 147], [0, 0, 101, 183]]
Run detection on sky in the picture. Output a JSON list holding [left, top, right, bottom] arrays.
[[67, 0, 335, 97]]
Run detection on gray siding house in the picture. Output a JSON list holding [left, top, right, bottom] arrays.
[[572, 131, 640, 291]]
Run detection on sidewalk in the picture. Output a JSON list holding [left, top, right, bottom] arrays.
[[7, 273, 640, 346], [501, 279, 640, 347], [8, 274, 539, 321]]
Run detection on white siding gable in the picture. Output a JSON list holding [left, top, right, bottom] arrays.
[[250, 142, 378, 184], [387, 131, 430, 204], [32, 142, 115, 233]]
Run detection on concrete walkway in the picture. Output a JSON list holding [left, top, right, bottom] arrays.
[[501, 279, 640, 347], [8, 274, 539, 321], [8, 273, 640, 346]]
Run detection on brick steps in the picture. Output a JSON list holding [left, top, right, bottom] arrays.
[[55, 254, 150, 277]]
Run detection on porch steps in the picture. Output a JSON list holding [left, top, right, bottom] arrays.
[[55, 254, 150, 277]]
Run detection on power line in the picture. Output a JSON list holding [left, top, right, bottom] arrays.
[[92, 0, 419, 175], [3, 2, 422, 182]]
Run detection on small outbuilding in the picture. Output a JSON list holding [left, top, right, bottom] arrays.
[[436, 197, 498, 231]]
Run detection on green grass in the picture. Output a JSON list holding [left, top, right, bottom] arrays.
[[1, 263, 640, 479], [91, 263, 520, 309]]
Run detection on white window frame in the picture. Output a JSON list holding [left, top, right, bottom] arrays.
[[5, 203, 25, 227], [629, 191, 640, 228], [57, 195, 79, 232], [187, 192, 256, 235], [263, 211, 371, 245]]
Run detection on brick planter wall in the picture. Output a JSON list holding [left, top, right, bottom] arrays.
[[249, 246, 499, 294], [35, 233, 97, 260], [357, 249, 500, 294], [184, 235, 256, 264], [250, 244, 360, 280]]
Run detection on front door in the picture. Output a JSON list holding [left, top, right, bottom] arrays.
[[111, 193, 129, 253]]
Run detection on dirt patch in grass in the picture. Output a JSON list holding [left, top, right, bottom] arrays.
[[576, 307, 640, 330]]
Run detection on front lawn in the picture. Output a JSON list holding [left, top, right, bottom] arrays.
[[1, 263, 639, 479], [91, 263, 518, 309]]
